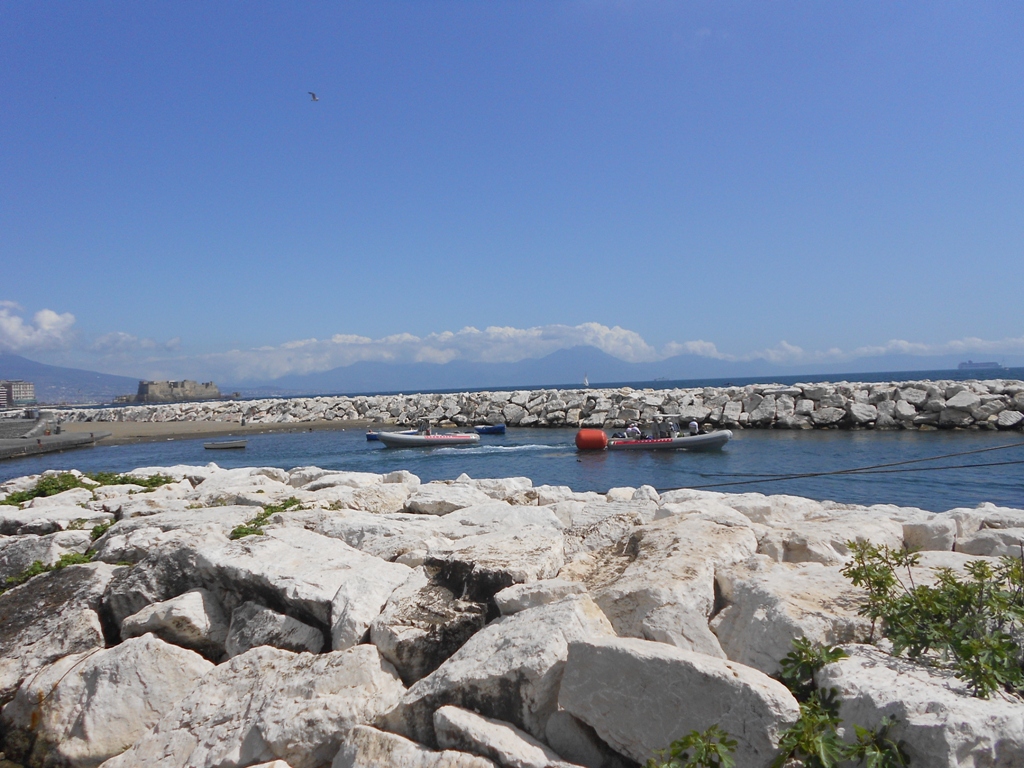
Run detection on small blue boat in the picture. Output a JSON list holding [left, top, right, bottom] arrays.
[[474, 424, 506, 435]]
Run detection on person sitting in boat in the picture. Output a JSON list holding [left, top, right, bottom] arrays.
[[418, 420, 432, 435], [688, 419, 700, 436], [625, 422, 642, 439], [668, 419, 680, 438]]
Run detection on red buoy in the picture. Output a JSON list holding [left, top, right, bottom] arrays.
[[575, 429, 609, 451]]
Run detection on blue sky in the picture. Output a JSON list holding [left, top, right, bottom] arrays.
[[2, 2, 1022, 382]]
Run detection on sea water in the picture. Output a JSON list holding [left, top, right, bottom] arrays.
[[2, 427, 1022, 513]]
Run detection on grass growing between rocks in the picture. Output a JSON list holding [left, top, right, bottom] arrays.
[[842, 540, 1024, 698], [0, 552, 95, 596], [0, 472, 176, 506], [229, 497, 303, 539]]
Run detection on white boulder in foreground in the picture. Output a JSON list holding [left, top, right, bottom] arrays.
[[558, 637, 799, 767], [818, 645, 1024, 767], [434, 705, 577, 768], [100, 645, 405, 768], [382, 595, 615, 746], [2, 634, 213, 767], [120, 588, 229, 659], [0, 563, 120, 704], [333, 725, 496, 768]]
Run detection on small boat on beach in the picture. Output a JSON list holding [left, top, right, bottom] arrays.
[[366, 429, 417, 441], [474, 424, 506, 435], [575, 428, 732, 452], [204, 440, 247, 450], [377, 431, 481, 448]]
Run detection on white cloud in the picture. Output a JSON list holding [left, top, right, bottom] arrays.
[[0, 302, 76, 352], [91, 332, 181, 354]]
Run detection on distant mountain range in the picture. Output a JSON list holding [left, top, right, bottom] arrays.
[[0, 353, 139, 405], [3, 347, 1022, 405]]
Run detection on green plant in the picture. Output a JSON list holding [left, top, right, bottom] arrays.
[[847, 717, 910, 768], [0, 472, 176, 507], [646, 725, 736, 768], [66, 518, 88, 531], [229, 497, 302, 539], [1, 552, 95, 594], [772, 696, 847, 768], [91, 520, 113, 540], [842, 540, 1024, 697], [778, 637, 849, 703]]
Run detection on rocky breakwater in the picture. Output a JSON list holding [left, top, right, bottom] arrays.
[[2, 464, 1024, 766], [54, 377, 1024, 432]]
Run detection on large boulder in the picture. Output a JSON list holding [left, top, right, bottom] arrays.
[[370, 569, 489, 685], [710, 557, 871, 675], [333, 725, 495, 768], [331, 561, 415, 651], [100, 645, 405, 768], [380, 594, 615, 746], [0, 530, 92, 583], [406, 485, 494, 516], [558, 637, 799, 768], [225, 601, 324, 657], [587, 518, 757, 657], [2, 634, 213, 768], [195, 526, 402, 628], [433, 706, 574, 768], [817, 645, 1024, 767], [756, 515, 904, 565], [120, 588, 229, 659], [0, 563, 120, 704]]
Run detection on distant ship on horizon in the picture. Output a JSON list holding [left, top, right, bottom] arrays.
[[958, 360, 1006, 371]]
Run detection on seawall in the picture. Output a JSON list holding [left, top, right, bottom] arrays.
[[50, 377, 1024, 432]]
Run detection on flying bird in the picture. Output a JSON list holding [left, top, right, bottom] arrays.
[[308, 92, 319, 102]]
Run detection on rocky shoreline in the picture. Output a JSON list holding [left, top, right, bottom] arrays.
[[48, 378, 1024, 432], [2, 462, 1024, 767]]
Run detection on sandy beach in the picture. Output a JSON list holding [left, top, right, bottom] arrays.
[[60, 419, 374, 446]]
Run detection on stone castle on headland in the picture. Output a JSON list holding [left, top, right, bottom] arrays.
[[133, 380, 221, 403]]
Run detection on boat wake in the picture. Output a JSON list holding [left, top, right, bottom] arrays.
[[433, 444, 562, 455]]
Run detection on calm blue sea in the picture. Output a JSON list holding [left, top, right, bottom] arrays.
[[2, 427, 1022, 513]]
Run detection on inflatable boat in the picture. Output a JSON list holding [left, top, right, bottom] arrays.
[[377, 431, 481, 448], [575, 428, 732, 452], [366, 429, 417, 441]]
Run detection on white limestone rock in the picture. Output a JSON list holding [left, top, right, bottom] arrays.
[[434, 705, 575, 768], [100, 645, 406, 768], [757, 515, 904, 565], [380, 594, 616, 746], [0, 563, 120, 703], [494, 579, 588, 616], [120, 588, 229, 658], [370, 568, 489, 685], [333, 725, 496, 768], [305, 471, 384, 491], [710, 557, 871, 676], [2, 634, 213, 768], [344, 483, 414, 513], [544, 710, 633, 768], [195, 526, 398, 627], [0, 530, 92, 582], [225, 601, 325, 657], [902, 517, 958, 552], [588, 517, 757, 657], [997, 409, 1024, 429], [817, 644, 1024, 767], [558, 637, 799, 768], [384, 469, 422, 488], [23, 487, 94, 509], [406, 484, 495, 516], [426, 525, 565, 601], [956, 527, 1024, 557], [454, 475, 534, 501], [331, 560, 415, 651], [0, 504, 112, 536]]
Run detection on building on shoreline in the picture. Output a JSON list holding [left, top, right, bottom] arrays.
[[133, 380, 221, 403], [0, 380, 36, 408]]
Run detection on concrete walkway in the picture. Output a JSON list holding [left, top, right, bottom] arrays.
[[0, 432, 111, 461]]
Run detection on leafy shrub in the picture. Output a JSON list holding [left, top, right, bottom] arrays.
[[842, 540, 1024, 698], [91, 520, 113, 540], [229, 497, 302, 540], [772, 639, 908, 768], [646, 725, 736, 768]]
